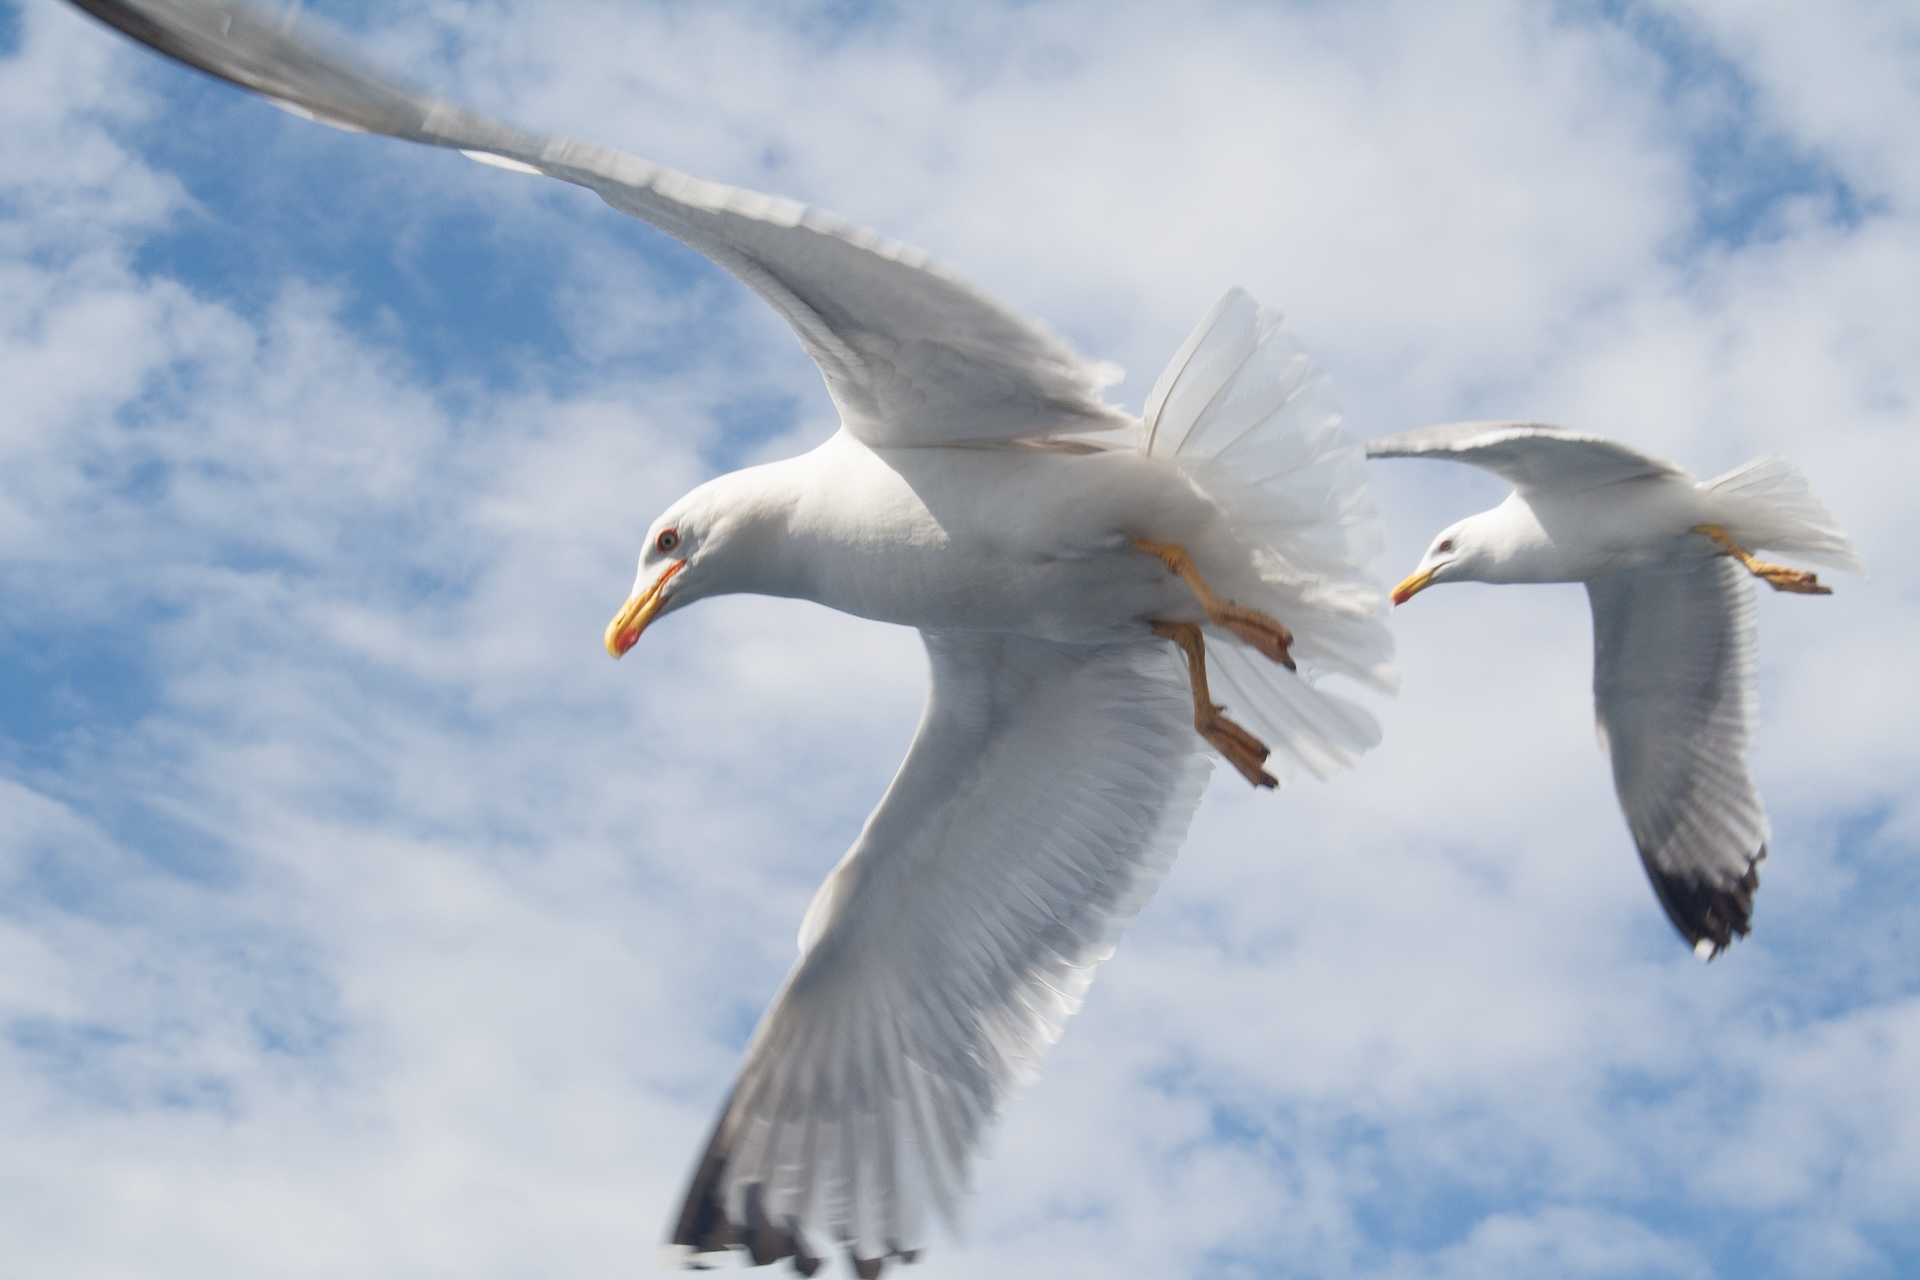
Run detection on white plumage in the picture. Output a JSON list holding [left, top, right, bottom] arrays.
[[68, 2, 1393, 1274], [1369, 421, 1863, 958]]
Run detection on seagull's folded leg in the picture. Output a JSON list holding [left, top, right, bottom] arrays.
[[1132, 538, 1296, 668], [1152, 621, 1278, 789], [1694, 524, 1832, 595]]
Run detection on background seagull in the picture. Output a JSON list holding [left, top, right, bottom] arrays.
[[64, 1, 1394, 1273], [1369, 420, 1863, 959]]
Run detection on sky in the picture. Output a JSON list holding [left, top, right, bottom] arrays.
[[2, 0, 1917, 1276]]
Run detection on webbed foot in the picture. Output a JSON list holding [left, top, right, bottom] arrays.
[[1152, 620, 1278, 788], [1694, 524, 1832, 595], [1132, 537, 1296, 668]]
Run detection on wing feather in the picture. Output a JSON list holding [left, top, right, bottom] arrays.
[[1367, 421, 1686, 493], [68, 0, 1130, 446], [1588, 558, 1767, 957], [670, 633, 1210, 1272]]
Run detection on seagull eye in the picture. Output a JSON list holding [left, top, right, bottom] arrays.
[[1436, 538, 1455, 554], [656, 528, 680, 554]]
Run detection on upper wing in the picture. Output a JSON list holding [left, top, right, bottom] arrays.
[[671, 633, 1210, 1275], [1587, 558, 1767, 957], [68, 0, 1131, 447], [1366, 421, 1686, 493]]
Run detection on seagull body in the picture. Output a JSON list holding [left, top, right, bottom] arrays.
[[1425, 480, 1728, 584], [635, 430, 1258, 643], [1370, 421, 1863, 958], [70, 2, 1393, 1274]]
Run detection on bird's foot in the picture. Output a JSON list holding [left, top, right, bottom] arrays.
[[1211, 600, 1296, 668], [1151, 619, 1279, 788], [1752, 562, 1831, 594], [1132, 537, 1296, 669], [1198, 703, 1279, 789], [1693, 524, 1831, 595]]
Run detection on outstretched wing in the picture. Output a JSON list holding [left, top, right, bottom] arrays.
[[1587, 559, 1767, 957], [672, 633, 1210, 1275], [68, 0, 1130, 447], [1366, 421, 1686, 493]]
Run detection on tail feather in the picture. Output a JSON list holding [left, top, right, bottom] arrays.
[[1705, 454, 1866, 576], [1143, 289, 1393, 785]]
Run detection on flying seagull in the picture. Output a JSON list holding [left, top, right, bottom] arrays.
[[1369, 421, 1862, 959], [66, 1, 1395, 1272]]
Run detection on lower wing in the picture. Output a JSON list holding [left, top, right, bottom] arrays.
[[1588, 559, 1767, 957], [671, 632, 1210, 1274]]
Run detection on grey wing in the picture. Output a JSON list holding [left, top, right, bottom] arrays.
[[670, 633, 1210, 1275], [1587, 558, 1767, 957], [1366, 421, 1687, 493], [68, 0, 1130, 447]]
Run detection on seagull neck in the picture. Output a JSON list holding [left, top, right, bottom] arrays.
[[1463, 494, 1562, 583], [695, 459, 812, 600]]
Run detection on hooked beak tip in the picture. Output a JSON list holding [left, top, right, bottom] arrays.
[[1391, 568, 1436, 606], [603, 559, 686, 660]]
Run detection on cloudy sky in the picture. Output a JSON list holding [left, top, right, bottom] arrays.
[[3, 0, 1917, 1276]]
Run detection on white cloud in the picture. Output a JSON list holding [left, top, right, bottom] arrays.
[[3, 0, 1917, 1276]]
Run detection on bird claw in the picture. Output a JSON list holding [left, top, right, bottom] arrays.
[[1755, 564, 1830, 595], [1200, 705, 1278, 788], [1215, 603, 1296, 669], [1152, 619, 1280, 789], [1693, 524, 1833, 596], [1132, 537, 1297, 668]]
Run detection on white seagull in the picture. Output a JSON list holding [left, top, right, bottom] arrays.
[[69, 1, 1395, 1273], [1369, 421, 1863, 959]]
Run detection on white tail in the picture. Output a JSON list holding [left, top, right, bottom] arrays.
[[1704, 454, 1866, 576], [1143, 289, 1394, 784]]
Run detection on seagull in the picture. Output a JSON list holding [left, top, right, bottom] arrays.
[[1368, 421, 1863, 959], [68, 1, 1395, 1272]]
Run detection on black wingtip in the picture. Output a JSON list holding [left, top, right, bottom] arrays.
[[668, 1104, 830, 1275], [1647, 845, 1765, 960], [669, 1091, 743, 1254], [671, 1146, 923, 1275]]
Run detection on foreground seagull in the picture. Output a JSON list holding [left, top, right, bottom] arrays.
[[68, 1, 1394, 1272], [1369, 421, 1862, 958]]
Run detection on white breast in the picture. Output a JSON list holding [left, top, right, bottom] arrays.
[[1484, 478, 1717, 582], [776, 431, 1217, 640]]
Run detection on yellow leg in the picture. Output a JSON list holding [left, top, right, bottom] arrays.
[[1131, 538, 1296, 669], [1693, 525, 1831, 595], [1153, 621, 1277, 789]]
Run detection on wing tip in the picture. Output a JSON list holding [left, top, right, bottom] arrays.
[[671, 1121, 872, 1276], [669, 1172, 827, 1273], [1653, 844, 1764, 961], [669, 1169, 925, 1276]]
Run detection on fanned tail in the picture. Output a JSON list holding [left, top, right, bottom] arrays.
[[1143, 289, 1394, 784], [1704, 454, 1866, 576]]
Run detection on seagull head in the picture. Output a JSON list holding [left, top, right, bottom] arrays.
[[1392, 517, 1483, 604], [604, 473, 776, 658]]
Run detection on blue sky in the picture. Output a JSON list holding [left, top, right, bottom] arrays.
[[3, 1, 1918, 1276]]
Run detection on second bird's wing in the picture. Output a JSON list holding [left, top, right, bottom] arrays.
[[68, 0, 1131, 447], [1366, 421, 1687, 493], [1587, 558, 1768, 957], [670, 633, 1209, 1275]]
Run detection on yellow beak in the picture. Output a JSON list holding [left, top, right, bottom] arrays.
[[1391, 567, 1436, 606], [604, 560, 687, 658]]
